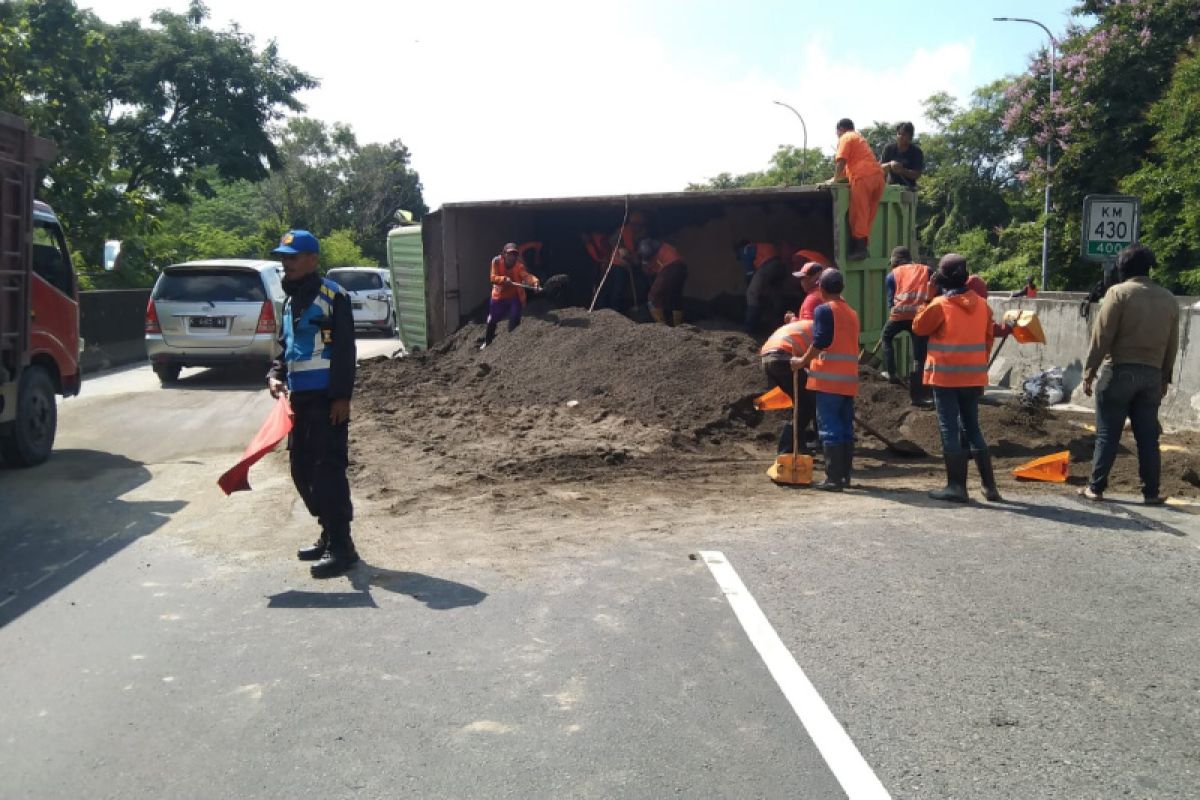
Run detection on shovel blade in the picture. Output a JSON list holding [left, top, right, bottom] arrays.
[[767, 454, 813, 485]]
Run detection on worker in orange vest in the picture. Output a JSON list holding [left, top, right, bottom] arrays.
[[827, 118, 885, 261], [482, 242, 539, 350], [638, 238, 688, 326], [913, 254, 1001, 502], [600, 211, 649, 313], [792, 270, 860, 491], [761, 318, 817, 455], [1011, 275, 1038, 299], [882, 246, 934, 404], [736, 240, 787, 335]]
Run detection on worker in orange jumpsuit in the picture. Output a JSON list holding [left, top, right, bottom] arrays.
[[638, 238, 688, 326], [828, 118, 885, 261], [913, 254, 1001, 503], [761, 318, 816, 456], [791, 269, 860, 491], [482, 242, 539, 349]]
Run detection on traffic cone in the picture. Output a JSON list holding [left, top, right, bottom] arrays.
[[1012, 451, 1070, 483], [754, 386, 792, 411]]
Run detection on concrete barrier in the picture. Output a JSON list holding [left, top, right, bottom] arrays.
[[79, 289, 149, 374], [987, 292, 1200, 432]]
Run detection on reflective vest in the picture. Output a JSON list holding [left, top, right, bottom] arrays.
[[583, 232, 611, 266], [283, 278, 344, 393], [752, 243, 781, 270], [760, 320, 814, 358], [890, 262, 933, 321], [645, 242, 683, 274], [807, 299, 860, 397], [921, 293, 991, 388], [491, 256, 534, 303]]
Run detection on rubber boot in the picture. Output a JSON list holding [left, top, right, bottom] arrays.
[[672, 311, 684, 327], [848, 237, 869, 261], [973, 449, 1003, 502], [814, 444, 844, 492], [908, 368, 926, 406], [929, 452, 970, 503], [297, 530, 327, 562], [841, 442, 854, 489], [649, 307, 665, 324], [480, 322, 498, 350], [743, 305, 761, 336], [311, 524, 360, 579]]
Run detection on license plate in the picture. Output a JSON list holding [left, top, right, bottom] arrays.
[[352, 302, 364, 309], [190, 316, 226, 329]]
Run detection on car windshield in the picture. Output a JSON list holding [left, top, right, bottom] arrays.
[[328, 271, 383, 291], [154, 269, 267, 302]]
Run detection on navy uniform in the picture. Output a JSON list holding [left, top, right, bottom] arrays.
[[268, 230, 359, 578]]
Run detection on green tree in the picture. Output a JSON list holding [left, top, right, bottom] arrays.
[[687, 146, 832, 190], [320, 229, 367, 268], [339, 140, 428, 264]]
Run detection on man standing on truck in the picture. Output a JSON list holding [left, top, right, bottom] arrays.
[[267, 229, 361, 579], [828, 118, 885, 261], [880, 122, 924, 189], [482, 242, 540, 349]]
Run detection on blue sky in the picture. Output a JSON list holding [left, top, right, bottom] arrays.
[[91, 0, 1081, 206]]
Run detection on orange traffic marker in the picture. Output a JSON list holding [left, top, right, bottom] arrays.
[[1012, 450, 1070, 483], [754, 386, 792, 411]]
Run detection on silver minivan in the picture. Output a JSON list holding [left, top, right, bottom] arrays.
[[326, 267, 397, 336], [145, 259, 285, 385]]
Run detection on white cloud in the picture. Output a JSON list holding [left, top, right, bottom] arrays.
[[88, 1, 976, 207]]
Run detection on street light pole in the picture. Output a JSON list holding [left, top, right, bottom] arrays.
[[772, 100, 809, 185], [995, 16, 1057, 290]]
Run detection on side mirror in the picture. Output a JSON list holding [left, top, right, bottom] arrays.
[[103, 240, 122, 271]]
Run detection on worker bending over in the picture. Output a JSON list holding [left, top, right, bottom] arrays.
[[882, 246, 933, 404], [483, 242, 540, 349], [638, 238, 689, 326], [913, 254, 1001, 503], [828, 119, 885, 261], [792, 269, 860, 491], [760, 318, 816, 456], [737, 240, 786, 335]]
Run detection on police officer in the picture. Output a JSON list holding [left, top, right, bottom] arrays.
[[267, 230, 360, 578]]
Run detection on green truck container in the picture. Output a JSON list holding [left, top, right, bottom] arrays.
[[412, 184, 918, 356], [386, 224, 427, 352]]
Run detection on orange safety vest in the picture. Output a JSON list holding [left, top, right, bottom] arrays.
[[921, 293, 992, 388], [890, 262, 933, 321], [490, 256, 534, 304], [752, 243, 781, 270], [645, 242, 683, 274], [583, 232, 611, 266], [807, 299, 860, 397], [759, 320, 814, 358]]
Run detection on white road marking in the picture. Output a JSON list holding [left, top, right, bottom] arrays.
[[699, 550, 892, 800]]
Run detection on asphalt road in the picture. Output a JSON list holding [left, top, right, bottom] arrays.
[[1, 341, 1198, 799]]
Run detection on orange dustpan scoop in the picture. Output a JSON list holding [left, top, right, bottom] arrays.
[[1012, 450, 1070, 482], [754, 386, 793, 412]]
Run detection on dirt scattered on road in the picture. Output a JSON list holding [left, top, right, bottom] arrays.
[[351, 309, 1200, 506]]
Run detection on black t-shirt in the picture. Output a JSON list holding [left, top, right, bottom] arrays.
[[880, 141, 924, 188]]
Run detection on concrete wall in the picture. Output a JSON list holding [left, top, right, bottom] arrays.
[[986, 293, 1200, 432], [79, 289, 149, 373]]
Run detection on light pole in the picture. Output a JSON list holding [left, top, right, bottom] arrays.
[[995, 16, 1057, 290], [772, 100, 809, 185]]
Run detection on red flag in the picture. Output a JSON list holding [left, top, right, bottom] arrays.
[[218, 395, 294, 495]]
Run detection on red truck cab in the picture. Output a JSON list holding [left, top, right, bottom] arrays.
[[0, 114, 80, 466]]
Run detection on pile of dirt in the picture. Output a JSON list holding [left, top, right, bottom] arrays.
[[352, 309, 1200, 501]]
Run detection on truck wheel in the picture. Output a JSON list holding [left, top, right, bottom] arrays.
[[154, 363, 182, 385], [0, 366, 56, 467]]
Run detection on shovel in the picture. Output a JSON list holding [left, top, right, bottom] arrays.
[[767, 370, 813, 485], [854, 414, 927, 458]]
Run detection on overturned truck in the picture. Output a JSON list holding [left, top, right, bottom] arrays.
[[390, 184, 917, 351]]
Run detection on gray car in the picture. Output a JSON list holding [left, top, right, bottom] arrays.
[[325, 267, 397, 336], [145, 259, 285, 385]]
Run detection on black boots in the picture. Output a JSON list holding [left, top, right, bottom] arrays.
[[848, 238, 869, 261], [297, 532, 327, 561], [930, 452, 971, 502], [973, 449, 1003, 502], [815, 444, 846, 492], [310, 525, 359, 579], [841, 442, 854, 489]]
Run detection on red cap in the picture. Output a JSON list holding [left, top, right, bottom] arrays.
[[792, 261, 826, 279]]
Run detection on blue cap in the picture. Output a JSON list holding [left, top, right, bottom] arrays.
[[272, 230, 319, 255]]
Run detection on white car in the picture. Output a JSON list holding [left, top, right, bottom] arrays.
[[325, 267, 397, 336]]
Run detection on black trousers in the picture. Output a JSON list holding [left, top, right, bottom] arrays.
[[288, 394, 354, 536], [763, 358, 817, 453]]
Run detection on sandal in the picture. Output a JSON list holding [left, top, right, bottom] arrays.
[[1077, 486, 1104, 502]]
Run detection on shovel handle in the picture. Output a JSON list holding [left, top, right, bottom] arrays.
[[987, 333, 1011, 369]]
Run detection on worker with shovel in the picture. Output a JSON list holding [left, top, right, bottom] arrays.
[[638, 238, 688, 326], [792, 269, 860, 491], [913, 254, 1001, 503], [882, 246, 933, 405], [761, 318, 816, 457], [482, 242, 540, 349]]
